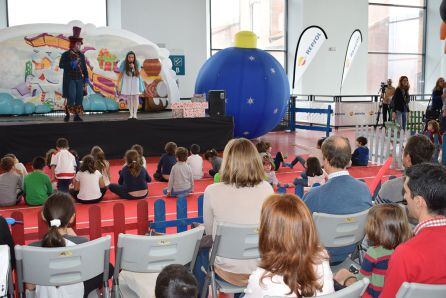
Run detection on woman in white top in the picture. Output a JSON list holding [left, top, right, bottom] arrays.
[[244, 194, 334, 297], [117, 51, 145, 119], [71, 155, 106, 204], [197, 138, 274, 294]]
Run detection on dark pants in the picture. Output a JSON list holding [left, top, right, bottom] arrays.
[[290, 156, 306, 168], [154, 172, 169, 182], [382, 103, 391, 123], [83, 264, 114, 298], [70, 188, 107, 204], [109, 184, 147, 200], [68, 79, 84, 107], [209, 169, 218, 177], [273, 152, 285, 171], [57, 179, 72, 193]]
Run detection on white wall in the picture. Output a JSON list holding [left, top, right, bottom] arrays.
[[121, 0, 208, 98], [425, 0, 443, 93], [288, 0, 368, 96]]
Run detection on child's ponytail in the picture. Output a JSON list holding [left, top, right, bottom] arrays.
[[41, 192, 76, 248], [125, 149, 142, 177]]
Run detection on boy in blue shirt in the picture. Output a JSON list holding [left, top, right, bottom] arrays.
[[351, 136, 369, 166]]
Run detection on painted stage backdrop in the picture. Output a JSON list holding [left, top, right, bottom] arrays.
[[0, 21, 180, 114]]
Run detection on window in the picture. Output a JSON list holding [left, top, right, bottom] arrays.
[[368, 1, 425, 94], [7, 0, 107, 27], [210, 0, 287, 70]]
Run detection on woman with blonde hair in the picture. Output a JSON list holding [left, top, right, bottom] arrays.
[[245, 194, 334, 297], [194, 138, 274, 295]]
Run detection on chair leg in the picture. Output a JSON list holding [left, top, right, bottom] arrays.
[[201, 273, 211, 298], [211, 271, 218, 298]]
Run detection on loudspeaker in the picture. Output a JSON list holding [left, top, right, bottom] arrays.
[[208, 90, 226, 117]]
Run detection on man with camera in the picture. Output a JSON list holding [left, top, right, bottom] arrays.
[[380, 79, 395, 124]]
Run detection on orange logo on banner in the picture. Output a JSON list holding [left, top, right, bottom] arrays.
[[297, 56, 306, 66]]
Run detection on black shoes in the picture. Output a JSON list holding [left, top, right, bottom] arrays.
[[73, 114, 83, 122]]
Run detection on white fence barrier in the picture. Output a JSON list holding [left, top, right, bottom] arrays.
[[355, 125, 411, 170]]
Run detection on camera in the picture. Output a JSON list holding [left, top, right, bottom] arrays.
[[380, 82, 387, 94]]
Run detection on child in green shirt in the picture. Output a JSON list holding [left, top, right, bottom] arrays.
[[24, 156, 53, 206]]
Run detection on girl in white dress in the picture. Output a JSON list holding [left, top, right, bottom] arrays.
[[117, 51, 145, 119]]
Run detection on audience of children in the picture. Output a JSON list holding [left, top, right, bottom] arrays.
[[109, 149, 151, 200], [186, 144, 203, 180], [163, 147, 194, 197], [154, 264, 198, 298], [0, 156, 23, 206], [154, 142, 177, 182], [90, 146, 111, 186], [204, 148, 222, 177], [244, 193, 334, 297], [334, 204, 411, 298], [70, 155, 107, 204], [424, 120, 442, 162], [23, 156, 53, 206], [50, 138, 77, 193], [351, 136, 369, 166]]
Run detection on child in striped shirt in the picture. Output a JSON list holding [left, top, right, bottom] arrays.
[[334, 204, 412, 298]]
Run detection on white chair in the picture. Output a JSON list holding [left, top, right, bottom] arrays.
[[316, 278, 369, 298], [111, 226, 205, 298], [201, 222, 259, 298], [15, 235, 111, 298], [313, 209, 369, 271], [396, 282, 446, 298], [0, 245, 13, 298]]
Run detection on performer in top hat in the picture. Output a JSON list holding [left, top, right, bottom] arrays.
[[59, 26, 89, 122]]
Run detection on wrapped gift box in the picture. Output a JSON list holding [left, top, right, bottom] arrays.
[[171, 101, 208, 118]]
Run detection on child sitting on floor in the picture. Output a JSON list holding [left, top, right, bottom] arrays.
[[0, 156, 23, 206], [187, 144, 203, 180], [351, 136, 369, 166], [70, 155, 106, 204], [293, 157, 327, 188], [285, 137, 325, 169], [4, 153, 28, 177], [23, 156, 53, 206], [154, 142, 177, 182], [164, 147, 194, 197], [204, 148, 222, 177], [91, 146, 111, 187], [261, 153, 291, 189], [131, 144, 147, 169], [334, 204, 411, 297]]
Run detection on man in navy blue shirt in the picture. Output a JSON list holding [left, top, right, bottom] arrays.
[[303, 136, 372, 264]]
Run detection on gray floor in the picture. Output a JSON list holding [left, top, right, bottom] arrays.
[[0, 110, 173, 125]]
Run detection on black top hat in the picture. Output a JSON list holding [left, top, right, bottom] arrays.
[[69, 26, 83, 43]]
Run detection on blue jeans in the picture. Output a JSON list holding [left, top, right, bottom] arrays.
[[163, 188, 192, 197], [68, 79, 84, 107], [396, 111, 406, 130]]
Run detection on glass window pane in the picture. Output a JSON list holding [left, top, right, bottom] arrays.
[[268, 51, 286, 70], [367, 54, 423, 94], [368, 5, 424, 53], [211, 0, 285, 50], [8, 0, 107, 27], [369, 0, 425, 7]]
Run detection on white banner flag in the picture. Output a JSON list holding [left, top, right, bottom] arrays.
[[292, 26, 328, 89], [341, 29, 363, 88]]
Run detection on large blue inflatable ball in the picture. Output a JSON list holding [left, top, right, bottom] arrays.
[[195, 31, 290, 138]]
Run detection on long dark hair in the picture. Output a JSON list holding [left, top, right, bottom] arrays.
[[80, 154, 96, 174], [306, 157, 323, 177], [125, 149, 142, 177], [124, 51, 140, 77], [42, 192, 76, 248]]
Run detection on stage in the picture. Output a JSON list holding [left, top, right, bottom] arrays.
[[0, 111, 234, 162]]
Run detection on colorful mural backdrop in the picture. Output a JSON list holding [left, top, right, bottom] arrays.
[[0, 21, 180, 114]]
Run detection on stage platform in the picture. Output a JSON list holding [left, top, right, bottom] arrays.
[[0, 111, 234, 162]]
